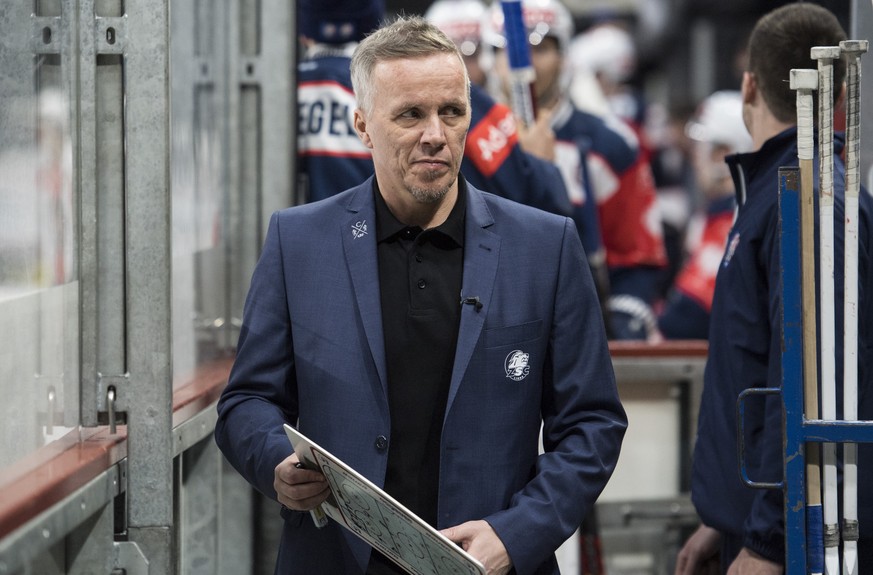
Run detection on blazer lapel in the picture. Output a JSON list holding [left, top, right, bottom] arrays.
[[340, 181, 499, 414], [340, 181, 389, 398], [447, 185, 500, 411]]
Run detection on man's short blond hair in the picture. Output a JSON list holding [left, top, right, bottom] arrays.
[[350, 15, 470, 113]]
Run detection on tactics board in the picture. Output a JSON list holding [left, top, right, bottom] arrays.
[[284, 424, 485, 575]]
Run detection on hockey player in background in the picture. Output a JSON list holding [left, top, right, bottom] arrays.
[[657, 91, 752, 340], [483, 0, 667, 339]]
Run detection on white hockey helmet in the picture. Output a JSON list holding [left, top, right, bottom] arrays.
[[685, 90, 752, 153], [424, 0, 487, 57], [481, 0, 575, 52], [570, 23, 636, 84]]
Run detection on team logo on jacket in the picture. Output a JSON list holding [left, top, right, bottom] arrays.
[[722, 231, 740, 267], [351, 220, 368, 239], [505, 350, 530, 381]]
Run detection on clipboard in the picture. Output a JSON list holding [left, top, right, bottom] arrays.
[[283, 423, 486, 575]]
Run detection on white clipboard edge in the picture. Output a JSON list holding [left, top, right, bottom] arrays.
[[283, 423, 486, 575]]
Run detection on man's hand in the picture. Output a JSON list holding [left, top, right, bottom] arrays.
[[273, 454, 329, 511], [517, 109, 556, 163], [727, 548, 783, 575], [441, 520, 512, 575], [675, 524, 721, 575]]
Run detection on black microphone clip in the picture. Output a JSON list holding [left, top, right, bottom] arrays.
[[461, 295, 483, 311]]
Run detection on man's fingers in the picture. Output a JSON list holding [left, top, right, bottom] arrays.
[[441, 524, 470, 548], [273, 455, 328, 511], [276, 464, 325, 484], [673, 550, 693, 575], [275, 478, 330, 510], [442, 521, 512, 575], [277, 486, 330, 511]]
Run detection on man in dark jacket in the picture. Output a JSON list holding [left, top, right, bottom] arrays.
[[675, 4, 873, 573]]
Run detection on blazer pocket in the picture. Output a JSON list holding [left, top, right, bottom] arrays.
[[484, 319, 543, 349]]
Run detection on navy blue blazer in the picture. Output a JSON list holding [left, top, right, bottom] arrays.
[[215, 178, 627, 575]]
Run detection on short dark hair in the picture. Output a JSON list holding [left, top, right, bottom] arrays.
[[747, 3, 847, 124]]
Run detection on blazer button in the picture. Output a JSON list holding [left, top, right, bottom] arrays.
[[375, 435, 388, 451]]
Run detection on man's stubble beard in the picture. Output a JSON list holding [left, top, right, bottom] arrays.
[[408, 174, 456, 204]]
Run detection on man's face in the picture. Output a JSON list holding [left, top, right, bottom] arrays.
[[692, 141, 734, 201], [354, 52, 470, 211], [529, 37, 562, 101], [494, 36, 562, 106]]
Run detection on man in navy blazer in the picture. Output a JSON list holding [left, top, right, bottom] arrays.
[[215, 15, 626, 575]]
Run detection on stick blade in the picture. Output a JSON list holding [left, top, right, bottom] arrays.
[[842, 541, 858, 575], [825, 547, 839, 575]]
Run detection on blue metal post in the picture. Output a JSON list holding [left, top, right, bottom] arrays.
[[778, 167, 873, 574], [779, 167, 809, 574]]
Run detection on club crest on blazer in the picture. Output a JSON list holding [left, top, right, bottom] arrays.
[[351, 220, 368, 239], [504, 350, 531, 381]]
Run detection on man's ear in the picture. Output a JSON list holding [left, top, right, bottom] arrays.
[[353, 108, 373, 149], [741, 71, 756, 105]]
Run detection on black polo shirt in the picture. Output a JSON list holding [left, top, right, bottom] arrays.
[[375, 179, 465, 529]]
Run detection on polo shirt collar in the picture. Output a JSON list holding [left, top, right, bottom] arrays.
[[374, 179, 467, 247]]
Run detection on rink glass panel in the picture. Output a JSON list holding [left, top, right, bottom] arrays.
[[0, 2, 79, 469]]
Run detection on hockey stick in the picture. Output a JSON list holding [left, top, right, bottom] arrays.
[[838, 39, 867, 575], [499, 0, 537, 126], [791, 68, 823, 575], [810, 45, 841, 575]]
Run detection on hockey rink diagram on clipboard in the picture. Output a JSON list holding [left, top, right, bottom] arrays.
[[283, 424, 485, 575]]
